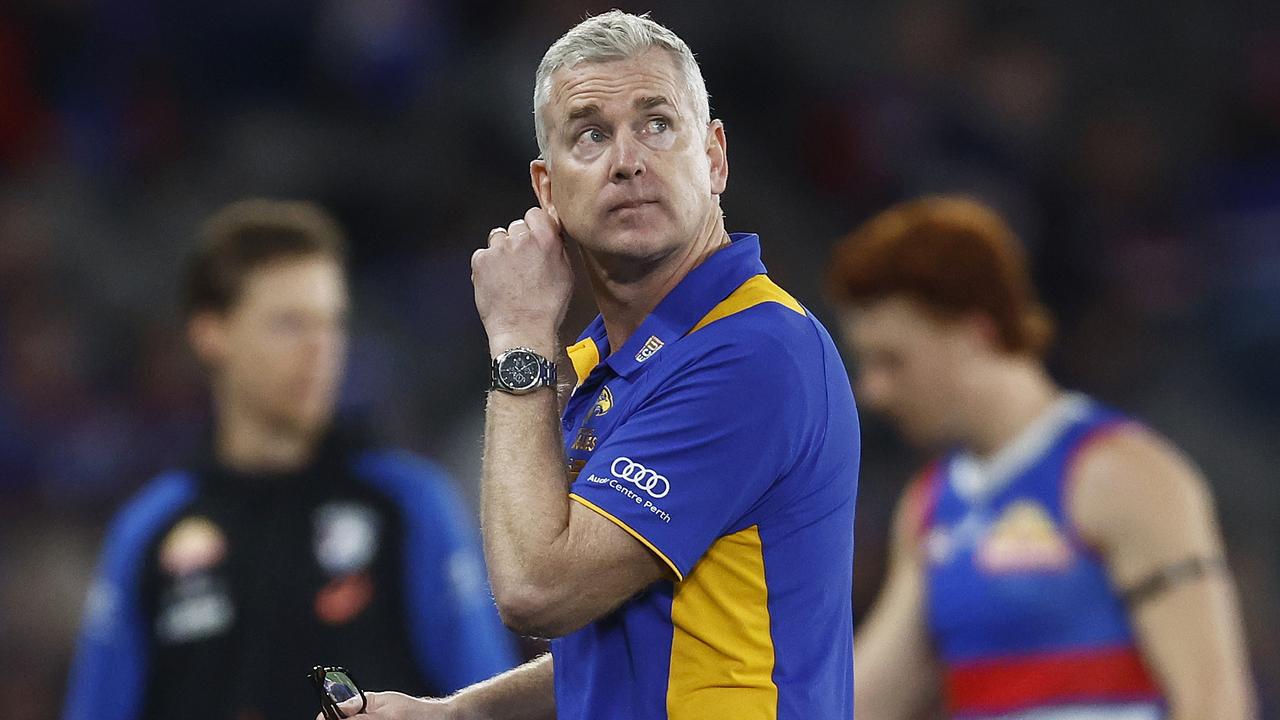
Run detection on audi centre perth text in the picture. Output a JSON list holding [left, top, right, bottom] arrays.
[[585, 457, 673, 523]]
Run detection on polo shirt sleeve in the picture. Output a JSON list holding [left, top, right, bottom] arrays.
[[567, 336, 801, 580]]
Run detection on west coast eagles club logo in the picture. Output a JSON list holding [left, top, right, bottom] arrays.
[[591, 386, 613, 418], [572, 386, 614, 453]]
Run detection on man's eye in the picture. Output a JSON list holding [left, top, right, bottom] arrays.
[[647, 118, 669, 133], [579, 128, 606, 143]]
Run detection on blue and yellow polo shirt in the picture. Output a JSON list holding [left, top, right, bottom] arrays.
[[553, 233, 860, 720]]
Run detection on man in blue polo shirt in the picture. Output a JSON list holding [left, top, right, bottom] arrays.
[[353, 10, 859, 720]]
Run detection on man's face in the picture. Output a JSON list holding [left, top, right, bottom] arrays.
[[532, 49, 727, 268], [192, 256, 349, 436], [837, 296, 973, 449]]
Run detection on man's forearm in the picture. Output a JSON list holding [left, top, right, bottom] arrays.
[[481, 332, 574, 602], [451, 655, 555, 720]]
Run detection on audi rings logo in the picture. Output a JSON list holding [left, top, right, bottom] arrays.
[[610, 457, 670, 498]]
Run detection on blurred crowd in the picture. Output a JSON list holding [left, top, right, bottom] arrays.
[[1, 1, 1277, 718]]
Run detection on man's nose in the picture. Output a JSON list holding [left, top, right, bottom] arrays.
[[610, 130, 645, 181]]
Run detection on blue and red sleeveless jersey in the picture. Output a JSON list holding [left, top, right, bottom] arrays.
[[917, 393, 1166, 719]]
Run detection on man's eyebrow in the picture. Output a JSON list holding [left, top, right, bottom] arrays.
[[636, 95, 674, 111], [566, 104, 602, 122]]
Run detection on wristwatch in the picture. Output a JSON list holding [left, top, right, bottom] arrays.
[[490, 347, 558, 395]]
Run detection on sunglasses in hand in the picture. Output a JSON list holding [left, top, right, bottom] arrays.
[[309, 665, 368, 719]]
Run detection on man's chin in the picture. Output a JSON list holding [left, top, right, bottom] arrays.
[[898, 422, 944, 452], [270, 406, 335, 439], [596, 224, 661, 247], [589, 225, 680, 260]]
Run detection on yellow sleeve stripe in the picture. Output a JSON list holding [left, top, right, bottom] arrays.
[[565, 337, 601, 387], [688, 274, 806, 335], [569, 492, 684, 581]]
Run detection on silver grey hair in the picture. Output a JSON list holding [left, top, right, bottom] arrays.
[[533, 10, 711, 155]]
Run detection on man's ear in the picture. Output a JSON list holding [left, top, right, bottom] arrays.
[[706, 119, 728, 195], [187, 311, 228, 369], [530, 158, 559, 225]]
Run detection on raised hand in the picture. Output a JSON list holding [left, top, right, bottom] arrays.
[[472, 206, 573, 358]]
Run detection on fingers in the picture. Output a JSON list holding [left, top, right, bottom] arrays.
[[484, 219, 529, 252], [474, 207, 572, 300], [355, 690, 447, 719], [524, 206, 562, 244], [335, 695, 365, 716], [486, 208, 561, 252]]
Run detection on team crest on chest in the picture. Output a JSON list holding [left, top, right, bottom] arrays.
[[159, 516, 228, 577], [572, 386, 615, 453], [976, 501, 1073, 573], [591, 386, 613, 417], [313, 502, 381, 576], [155, 516, 235, 644]]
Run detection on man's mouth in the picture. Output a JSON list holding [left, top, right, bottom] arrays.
[[609, 199, 658, 212]]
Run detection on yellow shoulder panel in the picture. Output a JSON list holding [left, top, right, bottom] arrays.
[[689, 275, 805, 335]]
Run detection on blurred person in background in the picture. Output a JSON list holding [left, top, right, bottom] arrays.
[[342, 10, 858, 720], [62, 199, 517, 720], [829, 196, 1255, 720]]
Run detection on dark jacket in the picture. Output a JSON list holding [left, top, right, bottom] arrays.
[[64, 425, 516, 720]]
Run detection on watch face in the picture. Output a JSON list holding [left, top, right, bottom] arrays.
[[498, 350, 541, 390]]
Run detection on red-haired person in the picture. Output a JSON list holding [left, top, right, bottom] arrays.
[[829, 197, 1255, 720]]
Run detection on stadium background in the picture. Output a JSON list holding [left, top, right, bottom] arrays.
[[0, 0, 1277, 717]]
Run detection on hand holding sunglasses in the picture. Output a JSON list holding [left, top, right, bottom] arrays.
[[309, 664, 470, 719], [309, 666, 367, 719]]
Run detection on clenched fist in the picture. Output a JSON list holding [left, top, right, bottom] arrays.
[[472, 206, 573, 357]]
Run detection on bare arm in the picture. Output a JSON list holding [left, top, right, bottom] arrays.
[[450, 655, 556, 720], [480, 378, 669, 636], [854, 479, 939, 720], [472, 207, 669, 638], [353, 655, 555, 720], [1070, 427, 1257, 720]]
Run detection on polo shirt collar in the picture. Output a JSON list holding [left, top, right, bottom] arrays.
[[572, 233, 766, 380]]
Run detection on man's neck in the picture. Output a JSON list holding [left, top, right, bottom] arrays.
[[214, 400, 319, 475], [583, 209, 730, 353], [958, 357, 1063, 459]]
